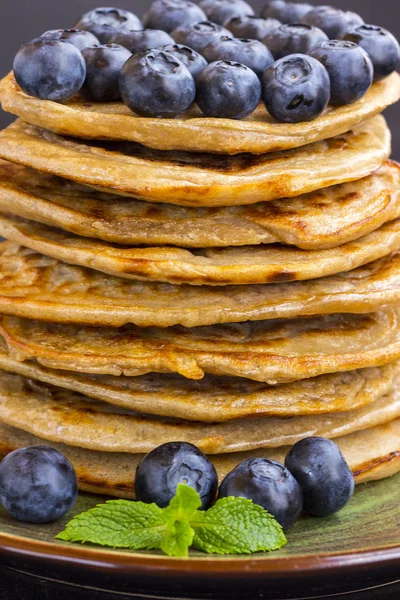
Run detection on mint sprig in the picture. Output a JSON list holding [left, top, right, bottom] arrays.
[[56, 484, 287, 557]]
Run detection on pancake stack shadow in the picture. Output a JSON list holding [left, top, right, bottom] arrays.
[[0, 71, 399, 496]]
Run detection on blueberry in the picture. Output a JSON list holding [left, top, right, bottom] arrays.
[[40, 29, 100, 52], [13, 39, 86, 102], [260, 1, 313, 25], [341, 25, 400, 83], [285, 437, 355, 517], [302, 6, 364, 40], [0, 446, 78, 524], [264, 24, 328, 59], [143, 0, 207, 33], [135, 442, 218, 509], [219, 458, 303, 530], [309, 40, 373, 106], [171, 21, 231, 53], [203, 37, 274, 77], [81, 44, 132, 102], [200, 0, 254, 26], [262, 54, 330, 122], [196, 60, 261, 118], [74, 7, 142, 44], [224, 15, 282, 41], [109, 29, 175, 53], [162, 44, 208, 78], [120, 49, 196, 117]]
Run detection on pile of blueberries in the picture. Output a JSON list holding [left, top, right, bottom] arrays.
[[13, 1, 400, 123], [0, 436, 354, 529]]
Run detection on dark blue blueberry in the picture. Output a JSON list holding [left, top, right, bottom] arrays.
[[309, 40, 373, 106], [171, 21, 231, 53], [302, 6, 364, 39], [341, 25, 400, 83], [0, 446, 78, 524], [218, 458, 303, 530], [74, 7, 142, 44], [203, 37, 274, 77], [199, 0, 254, 26], [196, 60, 261, 118], [81, 44, 132, 102], [143, 0, 207, 33], [264, 24, 328, 59], [120, 49, 196, 117], [13, 39, 86, 102], [162, 44, 208, 78], [224, 15, 282, 41], [109, 29, 175, 53], [285, 437, 355, 517], [261, 1, 313, 25], [262, 54, 330, 122], [135, 442, 218, 509], [40, 29, 100, 52]]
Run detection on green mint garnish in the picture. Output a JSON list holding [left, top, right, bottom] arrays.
[[56, 484, 287, 557]]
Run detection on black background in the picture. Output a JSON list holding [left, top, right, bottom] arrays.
[[0, 0, 399, 158]]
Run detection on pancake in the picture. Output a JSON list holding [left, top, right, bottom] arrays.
[[1, 243, 399, 328], [2, 310, 399, 383], [0, 420, 399, 497], [1, 160, 399, 249], [0, 338, 398, 420], [1, 71, 399, 155], [2, 214, 400, 286], [0, 370, 399, 454], [0, 117, 390, 207]]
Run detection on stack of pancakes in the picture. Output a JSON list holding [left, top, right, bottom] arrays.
[[0, 71, 399, 498]]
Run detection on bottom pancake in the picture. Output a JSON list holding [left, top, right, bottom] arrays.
[[0, 420, 398, 498]]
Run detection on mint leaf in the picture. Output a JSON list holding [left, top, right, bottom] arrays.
[[160, 484, 201, 557], [191, 497, 287, 555], [56, 500, 166, 550]]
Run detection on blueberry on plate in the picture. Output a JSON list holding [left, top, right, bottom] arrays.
[[196, 60, 261, 118], [162, 43, 208, 78], [203, 37, 274, 77], [264, 24, 328, 59], [171, 21, 231, 53], [135, 442, 218, 509], [224, 15, 281, 41], [285, 437, 355, 517], [81, 44, 132, 102], [143, 0, 206, 33], [40, 29, 100, 52], [109, 29, 175, 53], [309, 40, 373, 106], [302, 6, 364, 40], [74, 7, 142, 44], [260, 1, 313, 25], [0, 446, 78, 524], [120, 49, 196, 117], [13, 39, 86, 101], [200, 0, 254, 26], [341, 24, 400, 82], [262, 54, 330, 122], [218, 458, 303, 530]]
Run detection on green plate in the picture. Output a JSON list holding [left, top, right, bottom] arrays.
[[0, 476, 400, 599]]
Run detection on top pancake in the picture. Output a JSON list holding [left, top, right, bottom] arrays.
[[0, 117, 391, 207], [1, 72, 399, 155]]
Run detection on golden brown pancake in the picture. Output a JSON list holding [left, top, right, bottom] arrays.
[[1, 310, 399, 383], [1, 71, 399, 154], [0, 420, 399, 497], [0, 160, 399, 249], [1, 214, 400, 286], [0, 243, 399, 328], [0, 117, 391, 207], [0, 370, 399, 454]]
